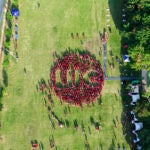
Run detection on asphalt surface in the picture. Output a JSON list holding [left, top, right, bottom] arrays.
[[105, 76, 140, 81], [102, 42, 139, 81], [0, 0, 5, 26]]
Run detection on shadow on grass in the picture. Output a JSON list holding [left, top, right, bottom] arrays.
[[108, 0, 141, 149], [2, 69, 8, 87], [39, 141, 44, 150], [73, 119, 78, 129], [135, 99, 150, 149], [0, 83, 3, 111], [108, 139, 115, 150], [138, 116, 150, 149], [0, 69, 9, 111]]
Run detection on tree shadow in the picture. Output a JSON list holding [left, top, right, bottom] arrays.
[[97, 97, 103, 105], [48, 114, 56, 130], [39, 141, 44, 150], [108, 139, 115, 150], [73, 119, 78, 129], [37, 78, 48, 93], [47, 92, 54, 106], [109, 0, 140, 77], [112, 118, 116, 127], [108, 0, 122, 30], [0, 86, 3, 111], [118, 143, 121, 149], [2, 69, 8, 87], [90, 116, 95, 125], [63, 106, 68, 116], [65, 119, 70, 128], [88, 126, 91, 134], [84, 138, 90, 150], [137, 116, 150, 149], [108, 0, 141, 149], [99, 141, 103, 150], [49, 135, 55, 148], [81, 120, 85, 132]]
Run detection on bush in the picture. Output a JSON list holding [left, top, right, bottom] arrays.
[[12, 0, 19, 9], [6, 11, 13, 22], [5, 28, 12, 42], [0, 86, 3, 97], [2, 89, 8, 96], [3, 55, 9, 68], [6, 11, 13, 28], [4, 41, 10, 50]]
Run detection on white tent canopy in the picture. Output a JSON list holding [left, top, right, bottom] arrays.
[[130, 93, 140, 105], [131, 85, 139, 93], [131, 94, 140, 102], [132, 121, 143, 131]]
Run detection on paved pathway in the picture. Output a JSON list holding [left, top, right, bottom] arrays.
[[0, 0, 5, 26], [105, 76, 140, 81], [103, 49, 107, 77], [102, 42, 139, 81]]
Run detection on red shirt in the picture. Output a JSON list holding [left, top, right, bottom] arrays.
[[123, 44, 128, 49], [33, 143, 38, 148]]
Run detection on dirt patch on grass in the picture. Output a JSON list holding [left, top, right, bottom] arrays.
[[0, 135, 5, 143], [102, 80, 121, 94], [83, 34, 102, 52], [1, 104, 7, 112]]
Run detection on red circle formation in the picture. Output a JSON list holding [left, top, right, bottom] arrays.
[[51, 52, 104, 106]]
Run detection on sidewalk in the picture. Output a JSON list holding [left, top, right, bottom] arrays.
[[0, 0, 5, 26]]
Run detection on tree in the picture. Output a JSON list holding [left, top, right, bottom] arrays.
[[122, 0, 150, 70]]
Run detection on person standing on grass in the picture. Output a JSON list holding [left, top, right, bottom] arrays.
[[16, 52, 19, 61], [102, 28, 109, 51], [15, 24, 18, 32], [14, 31, 18, 49]]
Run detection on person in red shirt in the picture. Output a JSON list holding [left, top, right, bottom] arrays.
[[123, 43, 128, 54], [33, 143, 38, 148], [102, 32, 108, 43], [123, 43, 128, 49]]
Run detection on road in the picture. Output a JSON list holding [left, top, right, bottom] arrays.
[[0, 0, 5, 26]]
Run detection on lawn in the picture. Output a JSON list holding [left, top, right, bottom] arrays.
[[0, 0, 130, 149]]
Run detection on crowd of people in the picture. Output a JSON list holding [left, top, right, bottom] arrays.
[[51, 52, 104, 106]]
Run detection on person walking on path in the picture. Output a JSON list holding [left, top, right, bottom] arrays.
[[102, 28, 109, 52]]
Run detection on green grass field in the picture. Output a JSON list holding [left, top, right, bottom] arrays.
[[0, 0, 131, 149]]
